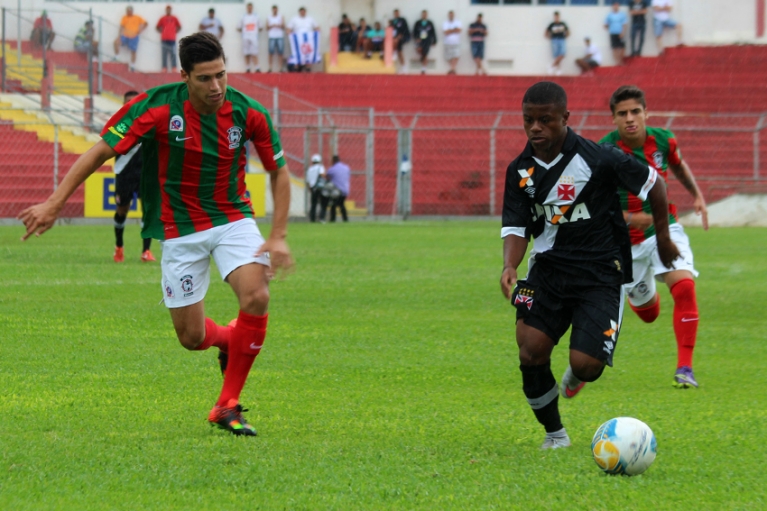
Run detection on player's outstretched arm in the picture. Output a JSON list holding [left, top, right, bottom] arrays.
[[669, 160, 708, 230], [256, 164, 294, 276], [18, 140, 118, 241], [646, 178, 681, 268], [500, 234, 529, 300]]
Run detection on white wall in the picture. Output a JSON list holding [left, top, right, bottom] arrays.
[[1, 0, 762, 75]]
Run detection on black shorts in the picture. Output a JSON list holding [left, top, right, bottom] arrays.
[[511, 262, 623, 366], [114, 167, 141, 207], [610, 34, 625, 49], [417, 41, 432, 58], [396, 37, 408, 52]]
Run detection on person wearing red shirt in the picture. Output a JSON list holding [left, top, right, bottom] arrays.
[[31, 11, 55, 50], [156, 5, 182, 73]]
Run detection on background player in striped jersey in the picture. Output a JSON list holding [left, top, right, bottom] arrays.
[[112, 90, 155, 264], [600, 85, 708, 388], [19, 32, 293, 436]]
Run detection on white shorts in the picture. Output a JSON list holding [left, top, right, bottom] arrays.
[[624, 223, 698, 306], [160, 218, 269, 308], [242, 38, 259, 56], [444, 43, 460, 61]]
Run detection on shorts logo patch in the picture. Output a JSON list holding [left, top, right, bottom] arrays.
[[603, 319, 618, 354], [180, 274, 194, 297], [227, 126, 243, 149], [164, 280, 175, 298], [513, 286, 535, 310], [169, 115, 184, 132]]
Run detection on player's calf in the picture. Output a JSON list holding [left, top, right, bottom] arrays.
[[630, 293, 661, 323]]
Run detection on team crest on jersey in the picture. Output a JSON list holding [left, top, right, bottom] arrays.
[[557, 175, 575, 201], [169, 115, 184, 132], [518, 167, 536, 196], [227, 126, 243, 149], [652, 151, 664, 169]]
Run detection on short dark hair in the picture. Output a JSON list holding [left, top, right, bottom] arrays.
[[554, 11, 560, 16], [124, 90, 139, 102], [332, 155, 340, 164], [179, 32, 225, 74], [208, 8, 214, 13], [522, 81, 567, 109], [609, 85, 646, 113]]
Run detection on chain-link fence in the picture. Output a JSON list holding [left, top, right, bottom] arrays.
[[1, 102, 765, 219]]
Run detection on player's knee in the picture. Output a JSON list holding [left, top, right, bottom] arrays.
[[176, 325, 206, 350], [570, 356, 605, 382], [239, 286, 270, 315]]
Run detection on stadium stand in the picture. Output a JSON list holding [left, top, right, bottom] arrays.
[[1, 42, 766, 217]]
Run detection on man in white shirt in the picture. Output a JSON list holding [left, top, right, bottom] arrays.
[[652, 0, 682, 55], [199, 8, 224, 40], [442, 10, 462, 75], [238, 3, 261, 73], [575, 37, 602, 75], [287, 7, 319, 36], [267, 5, 286, 72], [305, 154, 327, 222], [287, 6, 320, 72]]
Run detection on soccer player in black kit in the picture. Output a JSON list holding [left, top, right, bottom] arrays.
[[499, 82, 680, 449]]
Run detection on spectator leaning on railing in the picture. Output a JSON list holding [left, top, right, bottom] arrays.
[[31, 10, 55, 51], [545, 11, 569, 76], [413, 10, 437, 75], [74, 20, 98, 57], [238, 2, 262, 73], [443, 10, 462, 76], [469, 13, 488, 76], [604, 1, 628, 65], [114, 6, 147, 72], [156, 4, 182, 73], [267, 5, 286, 72]]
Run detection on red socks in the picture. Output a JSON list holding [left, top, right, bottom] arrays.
[[630, 293, 661, 323], [194, 317, 233, 352], [670, 279, 698, 368], [216, 311, 268, 407]]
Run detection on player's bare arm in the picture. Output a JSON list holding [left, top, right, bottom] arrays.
[[624, 210, 654, 231], [18, 140, 118, 240], [646, 178, 681, 268], [256, 164, 294, 276], [669, 160, 708, 230], [500, 234, 529, 299]]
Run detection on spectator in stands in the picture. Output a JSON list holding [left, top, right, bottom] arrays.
[[156, 5, 182, 73], [443, 11, 462, 75], [575, 37, 601, 75], [114, 6, 147, 72], [306, 154, 327, 223], [338, 14, 355, 52], [354, 18, 369, 54], [629, 0, 649, 57], [469, 13, 488, 76], [287, 7, 319, 35], [326, 155, 350, 223], [238, 3, 261, 73], [605, 1, 628, 65], [31, 11, 55, 51], [287, 7, 320, 72], [74, 20, 98, 57], [199, 8, 224, 40], [390, 9, 410, 72], [267, 5, 286, 72], [652, 0, 682, 55], [545, 11, 569, 76], [413, 10, 437, 75], [365, 21, 385, 59]]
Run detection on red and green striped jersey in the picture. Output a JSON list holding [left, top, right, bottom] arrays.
[[600, 126, 682, 245], [101, 82, 286, 240]]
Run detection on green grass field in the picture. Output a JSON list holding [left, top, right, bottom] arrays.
[[0, 222, 765, 510]]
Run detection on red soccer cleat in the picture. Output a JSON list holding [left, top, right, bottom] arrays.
[[141, 250, 156, 262], [113, 246, 124, 263]]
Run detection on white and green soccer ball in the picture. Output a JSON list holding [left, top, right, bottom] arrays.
[[591, 417, 657, 476]]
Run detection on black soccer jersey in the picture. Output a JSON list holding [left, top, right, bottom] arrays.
[[501, 128, 658, 284]]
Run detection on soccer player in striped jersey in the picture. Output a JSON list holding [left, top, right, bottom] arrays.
[[19, 32, 293, 435], [600, 85, 708, 388]]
